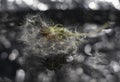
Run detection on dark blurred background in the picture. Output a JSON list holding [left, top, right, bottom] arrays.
[[0, 0, 120, 82]]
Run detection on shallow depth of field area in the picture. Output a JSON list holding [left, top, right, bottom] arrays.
[[0, 0, 120, 82]]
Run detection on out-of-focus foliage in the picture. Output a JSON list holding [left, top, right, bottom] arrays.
[[0, 0, 120, 11]]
